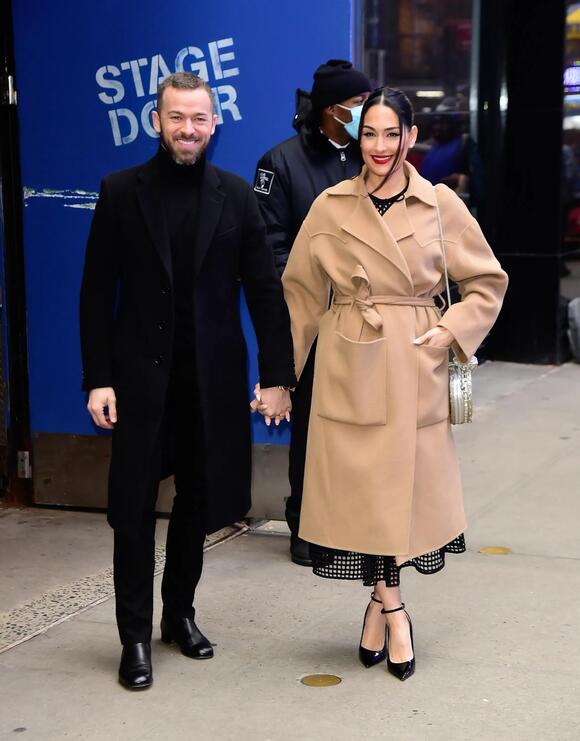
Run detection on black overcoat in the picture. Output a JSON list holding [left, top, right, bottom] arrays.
[[80, 155, 296, 536]]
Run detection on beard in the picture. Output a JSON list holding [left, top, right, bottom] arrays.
[[159, 127, 209, 166]]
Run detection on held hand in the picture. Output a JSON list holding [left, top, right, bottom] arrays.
[[413, 326, 454, 349], [87, 387, 117, 429], [249, 382, 262, 414], [249, 383, 291, 426], [260, 387, 292, 426]]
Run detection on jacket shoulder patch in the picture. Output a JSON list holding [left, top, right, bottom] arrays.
[[254, 168, 275, 195]]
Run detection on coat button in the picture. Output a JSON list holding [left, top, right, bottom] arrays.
[[153, 355, 164, 366], [157, 321, 166, 331]]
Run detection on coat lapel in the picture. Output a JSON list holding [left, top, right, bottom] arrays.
[[194, 163, 225, 277], [136, 158, 172, 285], [383, 198, 414, 243], [338, 172, 414, 291]]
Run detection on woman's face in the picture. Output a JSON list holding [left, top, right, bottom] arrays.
[[360, 103, 418, 181]]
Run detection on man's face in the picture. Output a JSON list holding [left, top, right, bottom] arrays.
[[152, 87, 217, 165]]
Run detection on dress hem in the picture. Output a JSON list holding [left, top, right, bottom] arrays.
[[310, 534, 466, 587]]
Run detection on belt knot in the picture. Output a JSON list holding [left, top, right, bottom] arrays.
[[348, 265, 383, 330]]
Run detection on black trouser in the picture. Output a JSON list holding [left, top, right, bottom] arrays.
[[113, 365, 207, 645], [286, 341, 315, 537]]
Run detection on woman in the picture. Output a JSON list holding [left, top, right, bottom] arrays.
[[280, 87, 508, 681]]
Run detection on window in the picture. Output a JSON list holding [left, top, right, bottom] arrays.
[[363, 0, 477, 208]]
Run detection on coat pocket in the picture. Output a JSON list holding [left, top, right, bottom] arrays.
[[316, 331, 388, 426], [416, 344, 450, 427]]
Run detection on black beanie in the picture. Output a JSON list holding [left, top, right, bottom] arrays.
[[310, 59, 371, 110]]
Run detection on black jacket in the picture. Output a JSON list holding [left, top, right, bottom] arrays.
[[254, 122, 363, 275], [80, 155, 296, 535]]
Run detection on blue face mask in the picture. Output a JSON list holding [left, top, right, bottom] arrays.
[[334, 103, 364, 140]]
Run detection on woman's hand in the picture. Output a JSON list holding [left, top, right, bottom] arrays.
[[250, 383, 292, 426], [413, 326, 454, 348]]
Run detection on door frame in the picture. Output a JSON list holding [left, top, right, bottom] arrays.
[[0, 0, 33, 506]]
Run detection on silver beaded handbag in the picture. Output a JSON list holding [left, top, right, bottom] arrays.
[[435, 198, 477, 425]]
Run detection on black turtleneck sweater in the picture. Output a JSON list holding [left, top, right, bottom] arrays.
[[154, 146, 205, 366]]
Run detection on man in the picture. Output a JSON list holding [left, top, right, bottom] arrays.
[[254, 59, 371, 566], [80, 72, 295, 691]]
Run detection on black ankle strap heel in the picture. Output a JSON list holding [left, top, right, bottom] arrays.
[[381, 602, 415, 682], [358, 593, 387, 669], [381, 602, 406, 615]]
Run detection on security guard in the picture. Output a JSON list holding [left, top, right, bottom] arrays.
[[254, 60, 371, 565]]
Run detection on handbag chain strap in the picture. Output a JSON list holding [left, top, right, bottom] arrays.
[[434, 191, 452, 312]]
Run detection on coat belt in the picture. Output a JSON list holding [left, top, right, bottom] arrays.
[[333, 294, 436, 330], [332, 265, 437, 330]]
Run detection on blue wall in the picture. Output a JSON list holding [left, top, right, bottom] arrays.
[[12, 1, 354, 442]]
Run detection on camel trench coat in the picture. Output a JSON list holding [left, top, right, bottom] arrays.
[[282, 162, 508, 558]]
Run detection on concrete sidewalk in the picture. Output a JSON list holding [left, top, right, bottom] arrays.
[[1, 362, 579, 741]]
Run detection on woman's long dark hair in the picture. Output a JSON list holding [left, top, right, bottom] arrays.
[[358, 87, 414, 195]]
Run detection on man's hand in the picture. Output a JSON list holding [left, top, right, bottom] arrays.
[[250, 383, 291, 426], [413, 326, 454, 348], [87, 387, 117, 429]]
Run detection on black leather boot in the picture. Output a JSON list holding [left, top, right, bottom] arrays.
[[290, 534, 312, 567], [160, 616, 214, 659], [118, 642, 153, 690]]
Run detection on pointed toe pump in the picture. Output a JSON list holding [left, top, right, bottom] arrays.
[[359, 593, 387, 668], [382, 603, 415, 681]]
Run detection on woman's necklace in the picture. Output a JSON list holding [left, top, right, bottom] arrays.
[[369, 179, 409, 216]]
